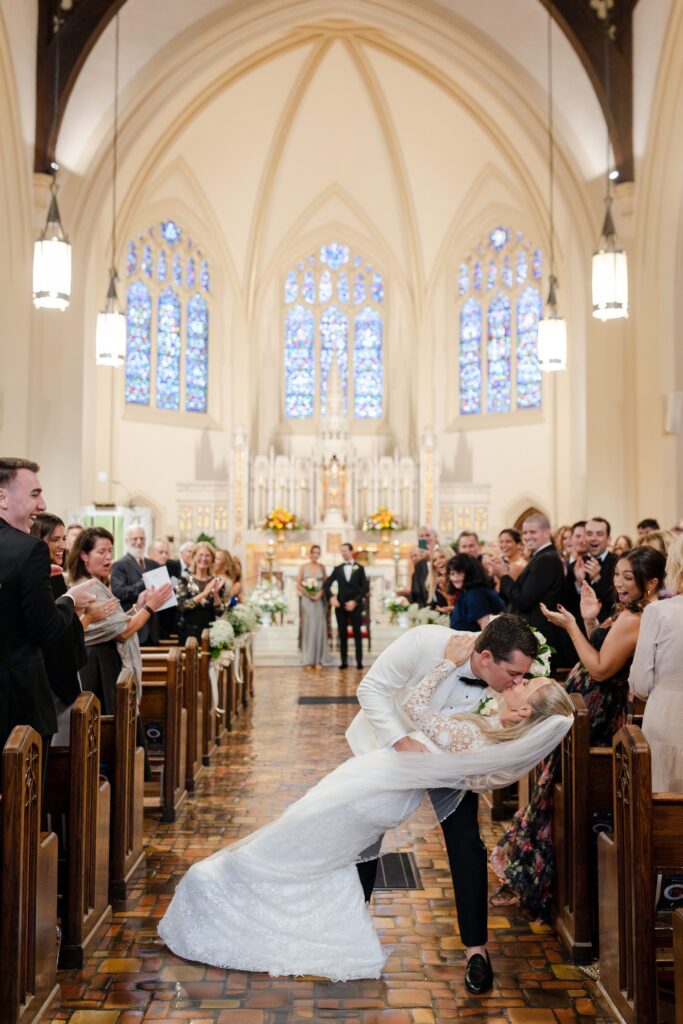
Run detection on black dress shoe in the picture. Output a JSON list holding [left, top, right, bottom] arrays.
[[340, 663, 348, 669], [356, 663, 364, 670], [464, 952, 493, 994]]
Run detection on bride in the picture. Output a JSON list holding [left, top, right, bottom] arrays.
[[158, 635, 573, 981]]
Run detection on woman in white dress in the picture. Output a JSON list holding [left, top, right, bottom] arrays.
[[158, 639, 573, 981]]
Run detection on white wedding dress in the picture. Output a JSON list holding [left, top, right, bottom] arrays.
[[158, 662, 571, 981]]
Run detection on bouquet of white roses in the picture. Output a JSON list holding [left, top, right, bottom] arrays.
[[301, 577, 321, 597], [384, 592, 409, 615], [406, 602, 450, 628], [528, 627, 554, 678], [248, 583, 287, 615], [209, 618, 235, 659], [228, 603, 261, 637]]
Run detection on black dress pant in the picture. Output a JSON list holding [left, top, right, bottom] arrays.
[[356, 789, 488, 947], [335, 606, 363, 666]]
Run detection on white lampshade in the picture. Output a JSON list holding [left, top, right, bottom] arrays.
[[592, 246, 628, 320], [33, 187, 72, 310], [537, 314, 567, 372], [96, 268, 126, 366]]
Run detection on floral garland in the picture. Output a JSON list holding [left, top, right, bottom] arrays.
[[260, 507, 300, 532]]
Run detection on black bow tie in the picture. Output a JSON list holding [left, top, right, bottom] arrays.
[[460, 676, 487, 688]]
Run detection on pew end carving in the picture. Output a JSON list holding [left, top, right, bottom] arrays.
[[140, 647, 188, 822]]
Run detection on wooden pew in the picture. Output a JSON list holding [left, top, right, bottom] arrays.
[[140, 647, 188, 822], [100, 671, 145, 900], [551, 693, 613, 963], [597, 725, 683, 1023], [44, 692, 111, 968], [675, 908, 683, 1024], [0, 727, 59, 1024], [246, 637, 255, 702], [181, 638, 204, 784], [198, 631, 218, 761]]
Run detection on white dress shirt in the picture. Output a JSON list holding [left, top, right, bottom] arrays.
[[343, 562, 354, 582]]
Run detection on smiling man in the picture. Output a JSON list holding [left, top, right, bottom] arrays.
[[0, 457, 96, 784]]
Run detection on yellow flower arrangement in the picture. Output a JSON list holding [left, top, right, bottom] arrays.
[[260, 507, 300, 531], [366, 507, 401, 531]]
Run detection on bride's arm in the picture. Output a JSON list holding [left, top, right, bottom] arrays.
[[402, 661, 483, 753]]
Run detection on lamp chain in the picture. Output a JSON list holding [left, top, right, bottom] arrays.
[[111, 13, 120, 277], [546, 10, 556, 308]]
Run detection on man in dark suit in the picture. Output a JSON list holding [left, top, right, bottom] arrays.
[[490, 513, 566, 672], [324, 543, 369, 669], [0, 458, 96, 784], [111, 524, 160, 646], [579, 517, 617, 614], [149, 537, 181, 639]]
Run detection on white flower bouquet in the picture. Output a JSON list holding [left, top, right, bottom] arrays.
[[209, 617, 235, 659], [384, 592, 409, 615], [406, 602, 451, 628], [248, 583, 287, 616], [528, 627, 554, 678], [228, 602, 262, 637], [301, 577, 321, 597]]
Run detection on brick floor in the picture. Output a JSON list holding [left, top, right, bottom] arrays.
[[51, 666, 615, 1024]]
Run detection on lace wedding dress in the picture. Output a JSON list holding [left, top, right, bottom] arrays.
[[158, 661, 570, 981]]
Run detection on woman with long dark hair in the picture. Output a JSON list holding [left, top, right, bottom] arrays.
[[447, 554, 505, 632], [490, 545, 666, 916]]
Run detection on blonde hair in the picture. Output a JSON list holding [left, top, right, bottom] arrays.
[[428, 544, 456, 602], [638, 529, 674, 557], [449, 680, 574, 744], [191, 541, 216, 572], [665, 534, 683, 595]]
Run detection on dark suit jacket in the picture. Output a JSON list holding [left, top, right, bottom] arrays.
[[324, 562, 369, 607], [499, 544, 566, 669], [563, 553, 616, 625], [111, 553, 160, 645], [43, 574, 86, 706], [0, 518, 75, 744], [409, 559, 429, 607]]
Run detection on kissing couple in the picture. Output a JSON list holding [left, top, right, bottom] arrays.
[[159, 614, 573, 987]]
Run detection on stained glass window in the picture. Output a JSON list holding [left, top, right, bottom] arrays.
[[457, 228, 543, 417], [285, 305, 315, 418], [125, 281, 152, 405], [186, 294, 209, 413], [459, 299, 482, 415], [125, 221, 211, 414], [284, 243, 384, 420]]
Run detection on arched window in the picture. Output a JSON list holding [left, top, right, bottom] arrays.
[[125, 220, 210, 413], [284, 242, 384, 420], [457, 227, 543, 416]]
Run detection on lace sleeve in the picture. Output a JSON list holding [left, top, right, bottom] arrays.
[[402, 660, 484, 753]]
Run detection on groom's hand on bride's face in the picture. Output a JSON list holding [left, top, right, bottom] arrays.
[[393, 736, 430, 753], [445, 634, 476, 667]]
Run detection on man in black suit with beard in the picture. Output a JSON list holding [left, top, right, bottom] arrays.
[[111, 523, 160, 646], [324, 543, 369, 669], [489, 512, 566, 672], [0, 458, 96, 787]]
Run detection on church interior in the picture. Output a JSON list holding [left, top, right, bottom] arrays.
[[2, 0, 683, 1022]]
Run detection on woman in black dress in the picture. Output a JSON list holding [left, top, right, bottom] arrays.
[[176, 542, 226, 644], [447, 554, 505, 632]]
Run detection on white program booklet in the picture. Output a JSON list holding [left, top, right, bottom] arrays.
[[142, 565, 178, 611]]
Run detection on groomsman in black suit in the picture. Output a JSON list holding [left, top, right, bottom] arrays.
[[578, 517, 617, 614], [0, 458, 96, 785], [324, 543, 369, 669], [111, 524, 160, 646], [490, 513, 566, 672]]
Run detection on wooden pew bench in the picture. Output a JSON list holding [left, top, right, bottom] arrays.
[[674, 908, 683, 1024], [100, 671, 145, 900], [142, 643, 202, 792], [140, 647, 188, 822], [0, 727, 59, 1024], [196, 631, 217, 764], [597, 725, 683, 1023], [551, 693, 613, 963], [44, 692, 111, 968]]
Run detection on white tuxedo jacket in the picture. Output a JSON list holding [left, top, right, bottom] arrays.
[[346, 624, 486, 754]]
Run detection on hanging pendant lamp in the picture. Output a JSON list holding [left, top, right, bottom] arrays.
[[537, 11, 567, 372], [96, 13, 126, 366], [591, 15, 628, 321]]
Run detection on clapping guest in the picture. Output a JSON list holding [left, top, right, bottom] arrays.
[[572, 518, 617, 621], [111, 524, 161, 646], [68, 528, 173, 712], [428, 544, 456, 611], [228, 555, 244, 605], [497, 528, 527, 582], [491, 545, 665, 916], [176, 542, 226, 644], [629, 535, 683, 792], [214, 549, 234, 591], [447, 555, 505, 632]]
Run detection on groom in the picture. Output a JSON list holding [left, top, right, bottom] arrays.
[[325, 543, 369, 669], [346, 614, 539, 994]]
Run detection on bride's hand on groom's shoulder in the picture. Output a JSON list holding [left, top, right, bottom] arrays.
[[444, 633, 476, 667]]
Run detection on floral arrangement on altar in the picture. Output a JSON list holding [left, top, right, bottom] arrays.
[[248, 583, 287, 616], [209, 618, 235, 663], [407, 603, 450, 628], [227, 603, 262, 637], [260, 507, 300, 532], [364, 507, 401, 532], [301, 576, 321, 597]]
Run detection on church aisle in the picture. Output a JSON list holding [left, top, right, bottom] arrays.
[[50, 666, 615, 1024]]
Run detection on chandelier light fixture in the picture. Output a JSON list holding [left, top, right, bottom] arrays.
[[591, 17, 628, 320], [537, 11, 567, 372], [33, 19, 71, 311], [96, 13, 126, 366]]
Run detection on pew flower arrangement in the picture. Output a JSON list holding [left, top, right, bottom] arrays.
[[384, 591, 409, 617], [228, 602, 261, 638], [407, 603, 450, 628], [249, 583, 288, 615], [364, 507, 401, 532], [209, 618, 235, 665]]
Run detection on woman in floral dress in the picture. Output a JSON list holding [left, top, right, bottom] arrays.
[[490, 546, 666, 918]]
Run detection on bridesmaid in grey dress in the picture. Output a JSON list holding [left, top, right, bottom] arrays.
[[298, 544, 333, 668]]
